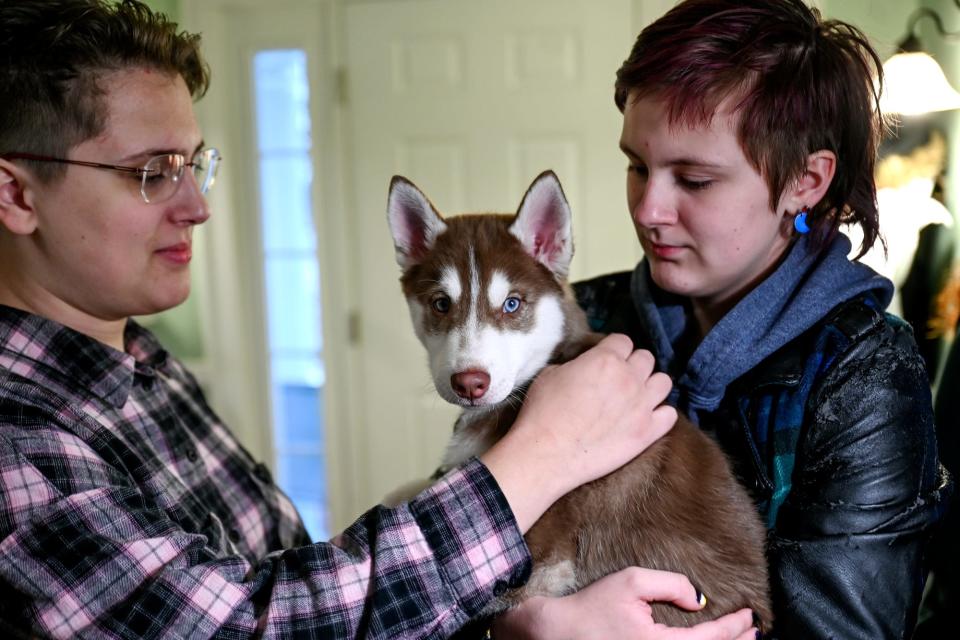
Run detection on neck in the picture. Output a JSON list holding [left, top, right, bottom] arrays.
[[0, 280, 126, 352], [690, 297, 736, 340], [690, 239, 797, 339]]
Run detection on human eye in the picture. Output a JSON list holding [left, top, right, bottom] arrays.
[[143, 154, 182, 182], [141, 168, 165, 183], [627, 162, 648, 179], [678, 175, 713, 191]]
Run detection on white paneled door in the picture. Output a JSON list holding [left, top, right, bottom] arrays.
[[186, 0, 663, 530], [344, 0, 641, 513]]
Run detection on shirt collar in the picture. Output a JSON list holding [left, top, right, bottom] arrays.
[[0, 305, 169, 408]]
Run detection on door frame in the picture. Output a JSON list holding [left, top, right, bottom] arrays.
[[182, 0, 362, 533]]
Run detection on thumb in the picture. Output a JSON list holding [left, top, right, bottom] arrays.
[[669, 608, 755, 640]]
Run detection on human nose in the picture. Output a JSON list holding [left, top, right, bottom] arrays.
[[630, 177, 677, 228], [169, 169, 211, 226]]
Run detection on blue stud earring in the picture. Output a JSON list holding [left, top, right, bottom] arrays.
[[794, 208, 810, 234]]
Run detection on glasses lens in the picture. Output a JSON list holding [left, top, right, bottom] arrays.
[[193, 148, 221, 194], [141, 154, 185, 204]]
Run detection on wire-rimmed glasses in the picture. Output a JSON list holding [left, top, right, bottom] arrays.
[[0, 147, 222, 204]]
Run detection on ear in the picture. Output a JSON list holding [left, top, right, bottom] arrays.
[[0, 160, 38, 235], [509, 170, 574, 278], [781, 150, 837, 215], [386, 176, 448, 269]]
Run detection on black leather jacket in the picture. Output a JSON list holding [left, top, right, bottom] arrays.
[[574, 272, 952, 640]]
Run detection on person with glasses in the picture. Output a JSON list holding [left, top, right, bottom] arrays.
[[0, 2, 759, 639], [0, 149, 222, 205]]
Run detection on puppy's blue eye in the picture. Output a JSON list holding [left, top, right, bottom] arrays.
[[502, 296, 522, 314], [432, 296, 451, 314]]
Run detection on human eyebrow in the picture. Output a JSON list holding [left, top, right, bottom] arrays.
[[619, 142, 639, 159], [121, 140, 206, 163], [665, 157, 727, 170], [620, 141, 728, 171]]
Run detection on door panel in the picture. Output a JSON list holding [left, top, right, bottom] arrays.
[[345, 0, 640, 508]]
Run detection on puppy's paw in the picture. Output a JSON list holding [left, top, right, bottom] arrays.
[[479, 559, 578, 617], [523, 559, 578, 598]]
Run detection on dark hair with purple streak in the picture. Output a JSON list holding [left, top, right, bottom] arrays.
[[615, 0, 884, 257]]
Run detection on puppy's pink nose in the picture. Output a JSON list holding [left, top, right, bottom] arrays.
[[451, 370, 490, 400]]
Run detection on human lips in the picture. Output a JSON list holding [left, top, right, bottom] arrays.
[[646, 239, 685, 259], [156, 242, 192, 265]]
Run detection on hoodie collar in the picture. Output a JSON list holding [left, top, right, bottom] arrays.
[[630, 234, 893, 421]]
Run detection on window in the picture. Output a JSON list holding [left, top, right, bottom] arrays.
[[253, 49, 328, 540]]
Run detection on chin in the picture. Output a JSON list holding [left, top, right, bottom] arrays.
[[648, 265, 696, 297], [144, 285, 192, 316]]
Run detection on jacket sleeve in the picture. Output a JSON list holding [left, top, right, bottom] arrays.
[[766, 319, 950, 640], [0, 421, 530, 640]]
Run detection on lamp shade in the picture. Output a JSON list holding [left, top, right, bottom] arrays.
[[880, 50, 960, 115]]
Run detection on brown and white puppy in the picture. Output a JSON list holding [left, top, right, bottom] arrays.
[[385, 170, 773, 628]]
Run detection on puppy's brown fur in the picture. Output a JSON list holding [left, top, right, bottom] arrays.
[[387, 172, 772, 628], [474, 307, 773, 628]]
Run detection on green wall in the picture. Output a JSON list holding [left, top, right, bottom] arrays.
[[822, 0, 913, 58], [921, 0, 960, 235], [830, 0, 960, 226], [143, 0, 179, 21], [134, 0, 206, 360]]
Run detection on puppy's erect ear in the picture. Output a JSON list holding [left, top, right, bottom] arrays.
[[0, 160, 38, 235], [509, 170, 573, 278], [387, 176, 448, 270]]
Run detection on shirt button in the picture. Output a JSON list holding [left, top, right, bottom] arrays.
[[229, 528, 242, 543], [185, 447, 199, 462]]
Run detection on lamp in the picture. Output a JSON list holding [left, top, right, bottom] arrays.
[[881, 4, 960, 116]]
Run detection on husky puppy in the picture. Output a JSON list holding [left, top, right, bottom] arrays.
[[385, 171, 773, 628]]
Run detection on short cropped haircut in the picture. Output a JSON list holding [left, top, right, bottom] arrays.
[[0, 0, 210, 182], [615, 0, 884, 257]]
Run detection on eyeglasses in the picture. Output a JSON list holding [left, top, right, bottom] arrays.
[[0, 148, 222, 204]]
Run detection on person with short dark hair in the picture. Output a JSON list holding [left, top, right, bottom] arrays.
[[0, 1, 757, 638], [496, 1, 951, 638]]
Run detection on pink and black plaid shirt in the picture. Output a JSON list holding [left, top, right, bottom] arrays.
[[0, 305, 530, 638]]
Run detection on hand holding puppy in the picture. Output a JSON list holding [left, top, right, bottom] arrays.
[[492, 567, 759, 640], [481, 333, 676, 532]]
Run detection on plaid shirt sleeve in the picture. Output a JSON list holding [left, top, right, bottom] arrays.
[[0, 424, 530, 639], [0, 310, 531, 639]]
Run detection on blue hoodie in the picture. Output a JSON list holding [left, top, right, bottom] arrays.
[[630, 233, 894, 423]]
